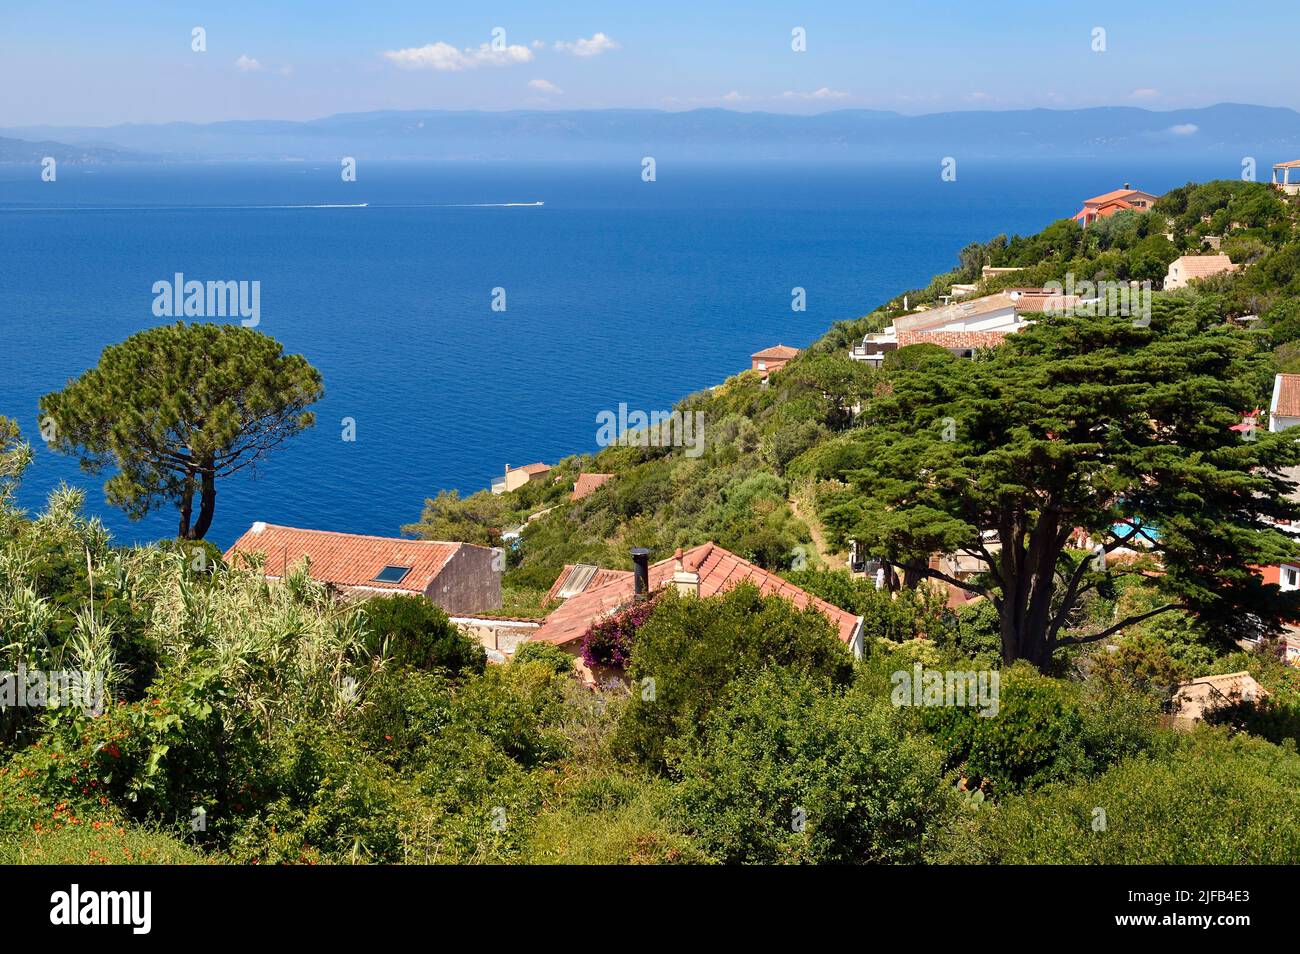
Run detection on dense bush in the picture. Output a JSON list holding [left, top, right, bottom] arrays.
[[614, 584, 855, 768], [512, 640, 576, 675], [919, 663, 1089, 794], [359, 594, 485, 676], [937, 731, 1300, 863], [671, 670, 953, 863], [785, 568, 953, 643]]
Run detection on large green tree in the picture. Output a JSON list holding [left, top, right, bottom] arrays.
[[39, 322, 322, 540], [823, 297, 1300, 668]]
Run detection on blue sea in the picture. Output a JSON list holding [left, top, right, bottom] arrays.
[[0, 158, 1234, 548]]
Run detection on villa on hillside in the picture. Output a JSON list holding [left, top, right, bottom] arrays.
[[491, 461, 552, 495], [848, 289, 1080, 366], [751, 344, 800, 379], [1273, 160, 1300, 196], [1163, 254, 1237, 290], [1073, 184, 1160, 227], [526, 544, 866, 683], [224, 522, 502, 614]]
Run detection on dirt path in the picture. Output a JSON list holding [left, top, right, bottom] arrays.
[[789, 489, 842, 570]]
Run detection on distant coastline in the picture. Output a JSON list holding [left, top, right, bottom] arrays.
[[6, 102, 1300, 164]]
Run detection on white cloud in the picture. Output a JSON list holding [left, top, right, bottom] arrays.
[[382, 40, 534, 72], [1169, 123, 1199, 135], [234, 54, 263, 72], [554, 32, 620, 57], [722, 90, 750, 102], [528, 78, 563, 95], [1129, 87, 1160, 99], [781, 87, 848, 100]]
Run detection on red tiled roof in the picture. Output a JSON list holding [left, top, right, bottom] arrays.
[[516, 462, 551, 476], [1168, 254, 1236, 280], [529, 543, 861, 648], [1275, 374, 1300, 419], [224, 523, 464, 593], [751, 344, 801, 360], [571, 473, 615, 502], [543, 564, 634, 604], [1075, 198, 1135, 221], [1083, 187, 1155, 206]]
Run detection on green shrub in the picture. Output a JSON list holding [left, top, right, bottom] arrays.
[[938, 731, 1300, 863], [614, 584, 855, 768], [920, 662, 1089, 794], [784, 569, 952, 643], [358, 595, 485, 676], [671, 670, 953, 863], [13, 664, 268, 850], [512, 640, 576, 676]]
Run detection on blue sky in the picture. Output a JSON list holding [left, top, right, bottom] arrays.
[[1, 1, 1290, 126]]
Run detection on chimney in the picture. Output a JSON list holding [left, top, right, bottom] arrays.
[[671, 546, 700, 597], [631, 548, 651, 600], [1123, 182, 1131, 190]]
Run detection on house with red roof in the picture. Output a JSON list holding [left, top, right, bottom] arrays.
[[527, 543, 865, 683], [1073, 184, 1159, 227], [571, 473, 615, 502], [751, 344, 800, 379], [1164, 254, 1237, 290], [224, 522, 502, 614]]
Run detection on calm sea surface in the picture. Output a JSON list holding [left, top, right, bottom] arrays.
[[0, 158, 1232, 547]]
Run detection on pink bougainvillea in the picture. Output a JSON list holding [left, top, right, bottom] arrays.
[[581, 597, 658, 668]]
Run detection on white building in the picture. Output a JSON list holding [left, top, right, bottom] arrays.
[[1270, 373, 1300, 432]]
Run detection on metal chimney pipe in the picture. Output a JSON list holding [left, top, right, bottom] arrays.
[[631, 548, 651, 599]]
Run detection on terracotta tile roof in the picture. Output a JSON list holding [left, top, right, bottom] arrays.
[[543, 563, 633, 604], [751, 344, 801, 361], [1172, 671, 1267, 721], [571, 473, 615, 501], [1075, 198, 1135, 222], [224, 523, 463, 593], [516, 462, 551, 476], [1083, 187, 1155, 206], [1275, 374, 1300, 418], [1168, 254, 1236, 279], [529, 542, 862, 648]]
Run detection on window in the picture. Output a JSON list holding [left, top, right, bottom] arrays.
[[1283, 566, 1298, 591], [373, 565, 412, 584]]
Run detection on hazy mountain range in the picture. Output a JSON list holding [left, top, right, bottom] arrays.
[[5, 103, 1300, 163], [0, 135, 149, 164]]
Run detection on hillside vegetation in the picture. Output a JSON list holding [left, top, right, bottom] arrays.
[[5, 179, 1300, 864]]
